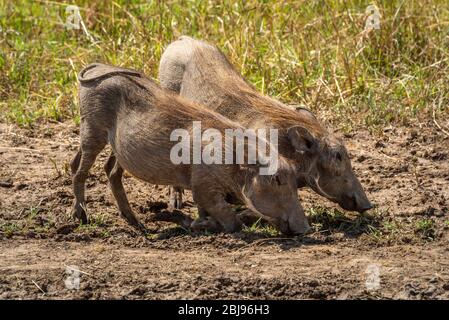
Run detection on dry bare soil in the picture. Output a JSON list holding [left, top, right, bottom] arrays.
[[0, 120, 448, 299]]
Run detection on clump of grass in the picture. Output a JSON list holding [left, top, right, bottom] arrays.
[[74, 214, 109, 233], [100, 230, 111, 238], [0, 222, 21, 238], [307, 206, 383, 236], [415, 218, 435, 240], [34, 223, 53, 234], [243, 218, 279, 237], [0, 0, 448, 130], [307, 206, 444, 243], [26, 206, 41, 220]]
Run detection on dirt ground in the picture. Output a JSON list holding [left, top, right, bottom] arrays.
[[0, 120, 448, 299]]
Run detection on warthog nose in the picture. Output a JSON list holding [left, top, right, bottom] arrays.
[[357, 201, 373, 213], [347, 193, 373, 213]]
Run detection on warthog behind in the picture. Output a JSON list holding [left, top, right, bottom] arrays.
[[159, 36, 373, 214], [71, 63, 310, 235]]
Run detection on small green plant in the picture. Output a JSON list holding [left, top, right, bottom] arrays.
[[243, 218, 279, 237], [49, 157, 62, 178], [307, 206, 383, 237], [1, 222, 21, 238], [27, 206, 41, 219], [100, 230, 111, 238], [366, 224, 384, 242], [74, 214, 109, 233], [34, 224, 52, 234], [415, 218, 435, 240]]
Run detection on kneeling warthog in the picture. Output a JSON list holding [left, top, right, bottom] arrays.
[[159, 36, 372, 213], [72, 63, 310, 234]]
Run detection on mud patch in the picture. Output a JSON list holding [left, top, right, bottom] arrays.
[[0, 121, 448, 299]]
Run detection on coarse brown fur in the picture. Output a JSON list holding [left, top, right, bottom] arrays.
[[72, 63, 310, 235], [159, 36, 372, 212]]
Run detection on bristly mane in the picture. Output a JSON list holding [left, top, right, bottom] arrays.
[[190, 43, 328, 138]]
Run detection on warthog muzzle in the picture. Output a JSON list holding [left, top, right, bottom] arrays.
[[341, 192, 373, 213]]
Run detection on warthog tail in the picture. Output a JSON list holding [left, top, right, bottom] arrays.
[[78, 63, 142, 83]]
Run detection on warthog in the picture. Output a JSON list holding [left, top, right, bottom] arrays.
[[159, 36, 373, 213], [72, 63, 310, 234]]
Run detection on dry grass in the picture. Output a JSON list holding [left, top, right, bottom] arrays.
[[0, 0, 448, 131]]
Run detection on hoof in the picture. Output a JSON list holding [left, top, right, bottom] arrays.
[[129, 219, 148, 235], [222, 217, 243, 234], [121, 212, 147, 234], [190, 217, 221, 233], [136, 222, 148, 234], [73, 205, 88, 224]]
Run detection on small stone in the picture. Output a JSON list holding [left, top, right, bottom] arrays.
[[308, 280, 319, 287], [0, 179, 13, 188], [195, 287, 208, 296], [429, 276, 439, 284], [15, 183, 27, 190], [424, 285, 436, 296], [309, 290, 326, 299], [375, 141, 385, 148]]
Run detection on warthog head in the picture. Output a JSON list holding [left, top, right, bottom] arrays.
[[240, 158, 311, 235], [287, 124, 373, 213]]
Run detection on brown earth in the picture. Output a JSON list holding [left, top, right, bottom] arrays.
[[0, 120, 448, 300]]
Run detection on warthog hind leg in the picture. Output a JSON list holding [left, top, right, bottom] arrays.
[[104, 154, 146, 233], [72, 145, 105, 224], [70, 149, 82, 175]]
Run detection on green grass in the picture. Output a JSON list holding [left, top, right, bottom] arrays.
[[74, 213, 109, 232], [415, 218, 435, 240], [0, 222, 21, 238], [304, 205, 443, 243], [243, 217, 280, 237], [307, 206, 384, 236], [1, 0, 448, 129], [305, 206, 427, 243]]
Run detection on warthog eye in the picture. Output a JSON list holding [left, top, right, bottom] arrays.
[[305, 139, 313, 150]]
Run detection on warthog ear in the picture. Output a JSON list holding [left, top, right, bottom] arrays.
[[287, 126, 318, 154], [293, 105, 318, 121]]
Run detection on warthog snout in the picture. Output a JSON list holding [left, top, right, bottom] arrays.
[[341, 191, 373, 213], [276, 210, 312, 235], [242, 159, 311, 235], [337, 174, 373, 213]]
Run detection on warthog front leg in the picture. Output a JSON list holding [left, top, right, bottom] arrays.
[[168, 186, 183, 210], [104, 154, 146, 232], [190, 216, 221, 232], [192, 189, 242, 233]]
